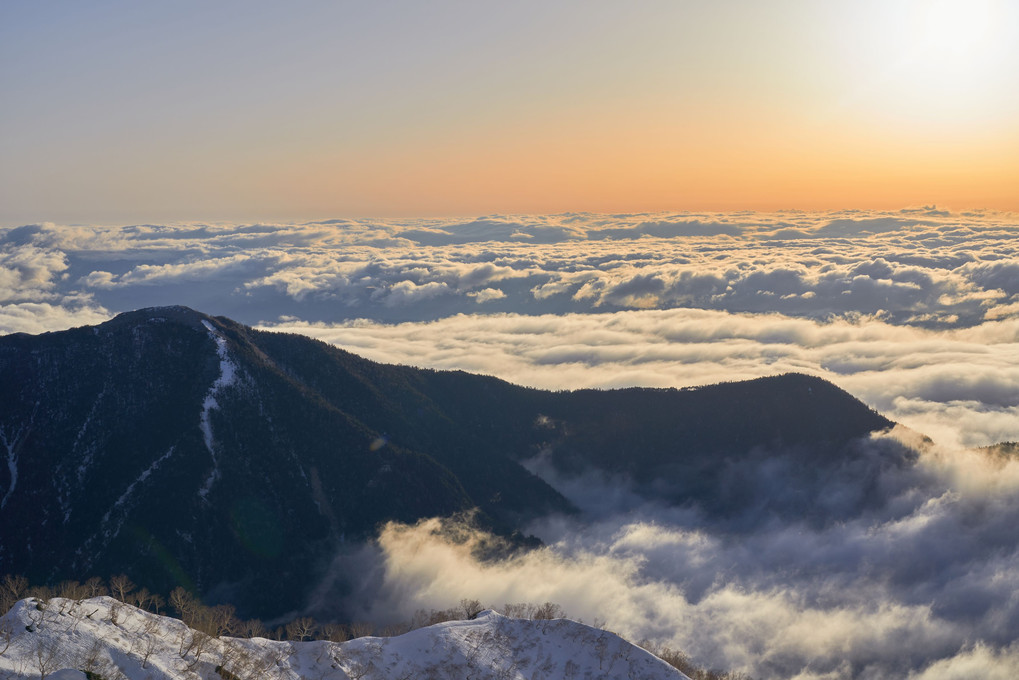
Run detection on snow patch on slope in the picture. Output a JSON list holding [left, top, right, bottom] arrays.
[[73, 386, 109, 483], [0, 424, 25, 510], [101, 446, 176, 536], [198, 319, 237, 500]]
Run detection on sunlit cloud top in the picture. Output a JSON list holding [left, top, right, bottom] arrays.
[[3, 208, 1016, 330], [3, 0, 1018, 224], [6, 207, 1018, 327]]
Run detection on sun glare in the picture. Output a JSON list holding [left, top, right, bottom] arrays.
[[912, 0, 997, 66], [921, 1, 992, 46], [900, 0, 1012, 81], [829, 0, 1019, 131]]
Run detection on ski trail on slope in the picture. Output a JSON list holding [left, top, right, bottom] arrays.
[[198, 320, 238, 500]]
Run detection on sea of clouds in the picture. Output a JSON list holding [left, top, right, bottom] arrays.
[[3, 208, 1019, 678]]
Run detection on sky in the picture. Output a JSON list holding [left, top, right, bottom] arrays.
[[3, 0, 1019, 223]]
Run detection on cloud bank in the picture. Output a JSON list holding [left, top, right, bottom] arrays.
[[1, 208, 1016, 334]]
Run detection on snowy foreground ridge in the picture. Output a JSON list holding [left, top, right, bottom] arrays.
[[0, 597, 689, 680]]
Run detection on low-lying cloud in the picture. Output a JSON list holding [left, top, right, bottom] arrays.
[[339, 431, 1019, 679]]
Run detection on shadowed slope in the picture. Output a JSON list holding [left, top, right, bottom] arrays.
[[1, 306, 899, 617]]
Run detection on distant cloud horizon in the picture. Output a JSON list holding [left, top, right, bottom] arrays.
[[2, 207, 1016, 326]]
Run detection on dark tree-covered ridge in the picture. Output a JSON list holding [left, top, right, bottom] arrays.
[[0, 306, 896, 618]]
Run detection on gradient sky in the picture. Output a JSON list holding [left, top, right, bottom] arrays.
[[2, 0, 1018, 225]]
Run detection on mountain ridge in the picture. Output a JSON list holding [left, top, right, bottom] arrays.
[[1, 306, 900, 618]]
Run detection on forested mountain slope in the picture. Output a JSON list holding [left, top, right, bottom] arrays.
[[0, 307, 896, 618]]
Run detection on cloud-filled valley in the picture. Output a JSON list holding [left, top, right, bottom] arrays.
[[3, 208, 1019, 679]]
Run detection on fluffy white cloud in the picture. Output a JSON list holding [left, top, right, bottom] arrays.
[[0, 244, 69, 302], [468, 287, 506, 303], [0, 301, 111, 335], [906, 644, 1019, 680]]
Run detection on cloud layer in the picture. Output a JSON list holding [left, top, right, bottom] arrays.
[[2, 208, 1017, 334]]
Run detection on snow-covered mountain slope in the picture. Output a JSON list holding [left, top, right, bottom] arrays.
[[0, 597, 689, 680]]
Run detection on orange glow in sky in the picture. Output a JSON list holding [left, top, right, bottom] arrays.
[[1, 0, 1017, 224]]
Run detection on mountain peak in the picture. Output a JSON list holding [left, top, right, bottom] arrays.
[[102, 305, 212, 331]]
